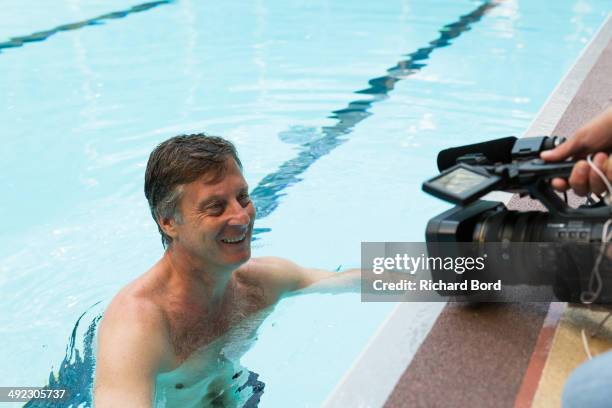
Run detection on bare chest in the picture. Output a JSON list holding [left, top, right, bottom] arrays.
[[155, 306, 273, 407], [167, 286, 269, 361]]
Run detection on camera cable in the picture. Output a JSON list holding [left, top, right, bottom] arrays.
[[578, 155, 612, 359], [586, 154, 612, 205]]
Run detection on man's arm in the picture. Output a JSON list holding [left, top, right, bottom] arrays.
[[240, 257, 361, 300], [94, 298, 172, 408], [291, 267, 362, 295]]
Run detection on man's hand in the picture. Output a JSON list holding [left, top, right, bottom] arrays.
[[550, 152, 611, 196], [541, 107, 612, 195]]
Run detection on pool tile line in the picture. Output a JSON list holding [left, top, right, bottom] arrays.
[[356, 1, 498, 96], [0, 0, 175, 53], [250, 1, 500, 229]]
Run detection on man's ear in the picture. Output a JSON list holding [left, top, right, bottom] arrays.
[[159, 216, 179, 241]]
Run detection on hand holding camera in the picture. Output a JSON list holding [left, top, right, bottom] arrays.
[[421, 108, 612, 304], [542, 107, 612, 196]]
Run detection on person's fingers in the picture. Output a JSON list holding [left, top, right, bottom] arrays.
[[569, 160, 590, 196], [588, 153, 608, 195], [541, 138, 576, 162], [542, 107, 612, 163], [551, 177, 569, 192]]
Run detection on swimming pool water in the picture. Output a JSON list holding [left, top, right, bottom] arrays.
[[1, 0, 610, 406]]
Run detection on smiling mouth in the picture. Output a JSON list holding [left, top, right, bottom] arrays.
[[220, 232, 248, 244]]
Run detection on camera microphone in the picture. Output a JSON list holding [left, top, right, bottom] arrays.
[[436, 136, 566, 172], [437, 136, 517, 171]]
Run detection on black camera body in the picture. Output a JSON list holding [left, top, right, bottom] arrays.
[[422, 136, 612, 303]]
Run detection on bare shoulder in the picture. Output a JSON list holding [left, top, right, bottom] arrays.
[[101, 291, 167, 337], [98, 287, 174, 372]]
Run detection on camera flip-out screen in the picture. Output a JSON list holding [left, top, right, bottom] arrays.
[[422, 163, 501, 205]]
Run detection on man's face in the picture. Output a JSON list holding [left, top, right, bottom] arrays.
[[171, 158, 255, 271]]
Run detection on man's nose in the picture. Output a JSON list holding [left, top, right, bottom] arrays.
[[227, 201, 251, 226]]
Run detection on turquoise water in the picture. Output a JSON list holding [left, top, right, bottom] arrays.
[[0, 0, 610, 406]]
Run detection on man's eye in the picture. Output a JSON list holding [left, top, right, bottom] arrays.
[[207, 203, 224, 214], [239, 193, 251, 205]]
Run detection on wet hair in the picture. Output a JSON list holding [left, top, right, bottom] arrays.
[[144, 133, 242, 248]]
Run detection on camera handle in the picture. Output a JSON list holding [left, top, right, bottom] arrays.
[[497, 158, 612, 219], [528, 178, 612, 219]]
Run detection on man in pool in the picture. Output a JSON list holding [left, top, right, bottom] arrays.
[[94, 134, 359, 407]]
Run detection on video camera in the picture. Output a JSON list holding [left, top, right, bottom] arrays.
[[422, 136, 612, 303]]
